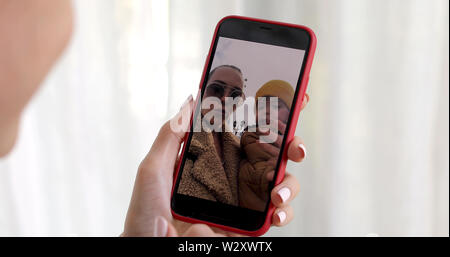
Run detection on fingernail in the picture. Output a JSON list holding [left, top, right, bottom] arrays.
[[298, 143, 307, 159], [277, 211, 286, 223], [180, 94, 193, 111], [277, 187, 291, 203], [154, 216, 168, 237]]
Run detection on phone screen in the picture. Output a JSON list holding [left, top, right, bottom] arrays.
[[172, 17, 311, 231]]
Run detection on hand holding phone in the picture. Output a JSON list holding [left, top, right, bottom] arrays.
[[124, 16, 315, 236], [123, 93, 308, 237]]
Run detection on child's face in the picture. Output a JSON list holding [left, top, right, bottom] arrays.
[[256, 96, 291, 125], [0, 1, 73, 157]]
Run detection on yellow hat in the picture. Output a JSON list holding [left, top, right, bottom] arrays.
[[255, 80, 294, 109]]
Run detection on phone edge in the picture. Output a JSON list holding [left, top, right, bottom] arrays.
[[170, 15, 317, 237]]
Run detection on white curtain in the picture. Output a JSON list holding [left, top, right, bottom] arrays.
[[0, 0, 448, 236]]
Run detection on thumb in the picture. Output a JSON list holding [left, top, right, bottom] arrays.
[[154, 216, 179, 237], [140, 94, 193, 173], [124, 95, 194, 236]]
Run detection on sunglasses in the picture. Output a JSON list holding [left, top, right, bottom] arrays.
[[205, 83, 244, 100]]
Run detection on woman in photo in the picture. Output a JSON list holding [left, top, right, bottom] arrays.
[[177, 65, 245, 206]]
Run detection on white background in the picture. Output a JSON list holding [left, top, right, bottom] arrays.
[[0, 0, 448, 236], [212, 37, 305, 98]]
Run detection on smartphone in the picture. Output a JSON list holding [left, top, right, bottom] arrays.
[[170, 15, 316, 236]]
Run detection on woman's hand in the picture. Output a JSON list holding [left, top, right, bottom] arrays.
[[122, 94, 309, 237]]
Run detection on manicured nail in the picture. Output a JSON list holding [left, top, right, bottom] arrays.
[[277, 211, 286, 223], [277, 187, 291, 203], [180, 94, 193, 110], [154, 216, 168, 237], [299, 143, 307, 159]]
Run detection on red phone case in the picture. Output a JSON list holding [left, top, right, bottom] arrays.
[[171, 15, 317, 236]]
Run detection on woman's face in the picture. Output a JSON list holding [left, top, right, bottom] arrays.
[[0, 1, 73, 157], [201, 66, 244, 122]]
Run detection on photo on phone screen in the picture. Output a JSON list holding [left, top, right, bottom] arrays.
[[176, 36, 305, 213]]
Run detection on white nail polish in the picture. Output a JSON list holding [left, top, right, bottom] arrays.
[[277, 187, 291, 203], [277, 211, 286, 223], [154, 216, 168, 237], [298, 143, 307, 159]]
